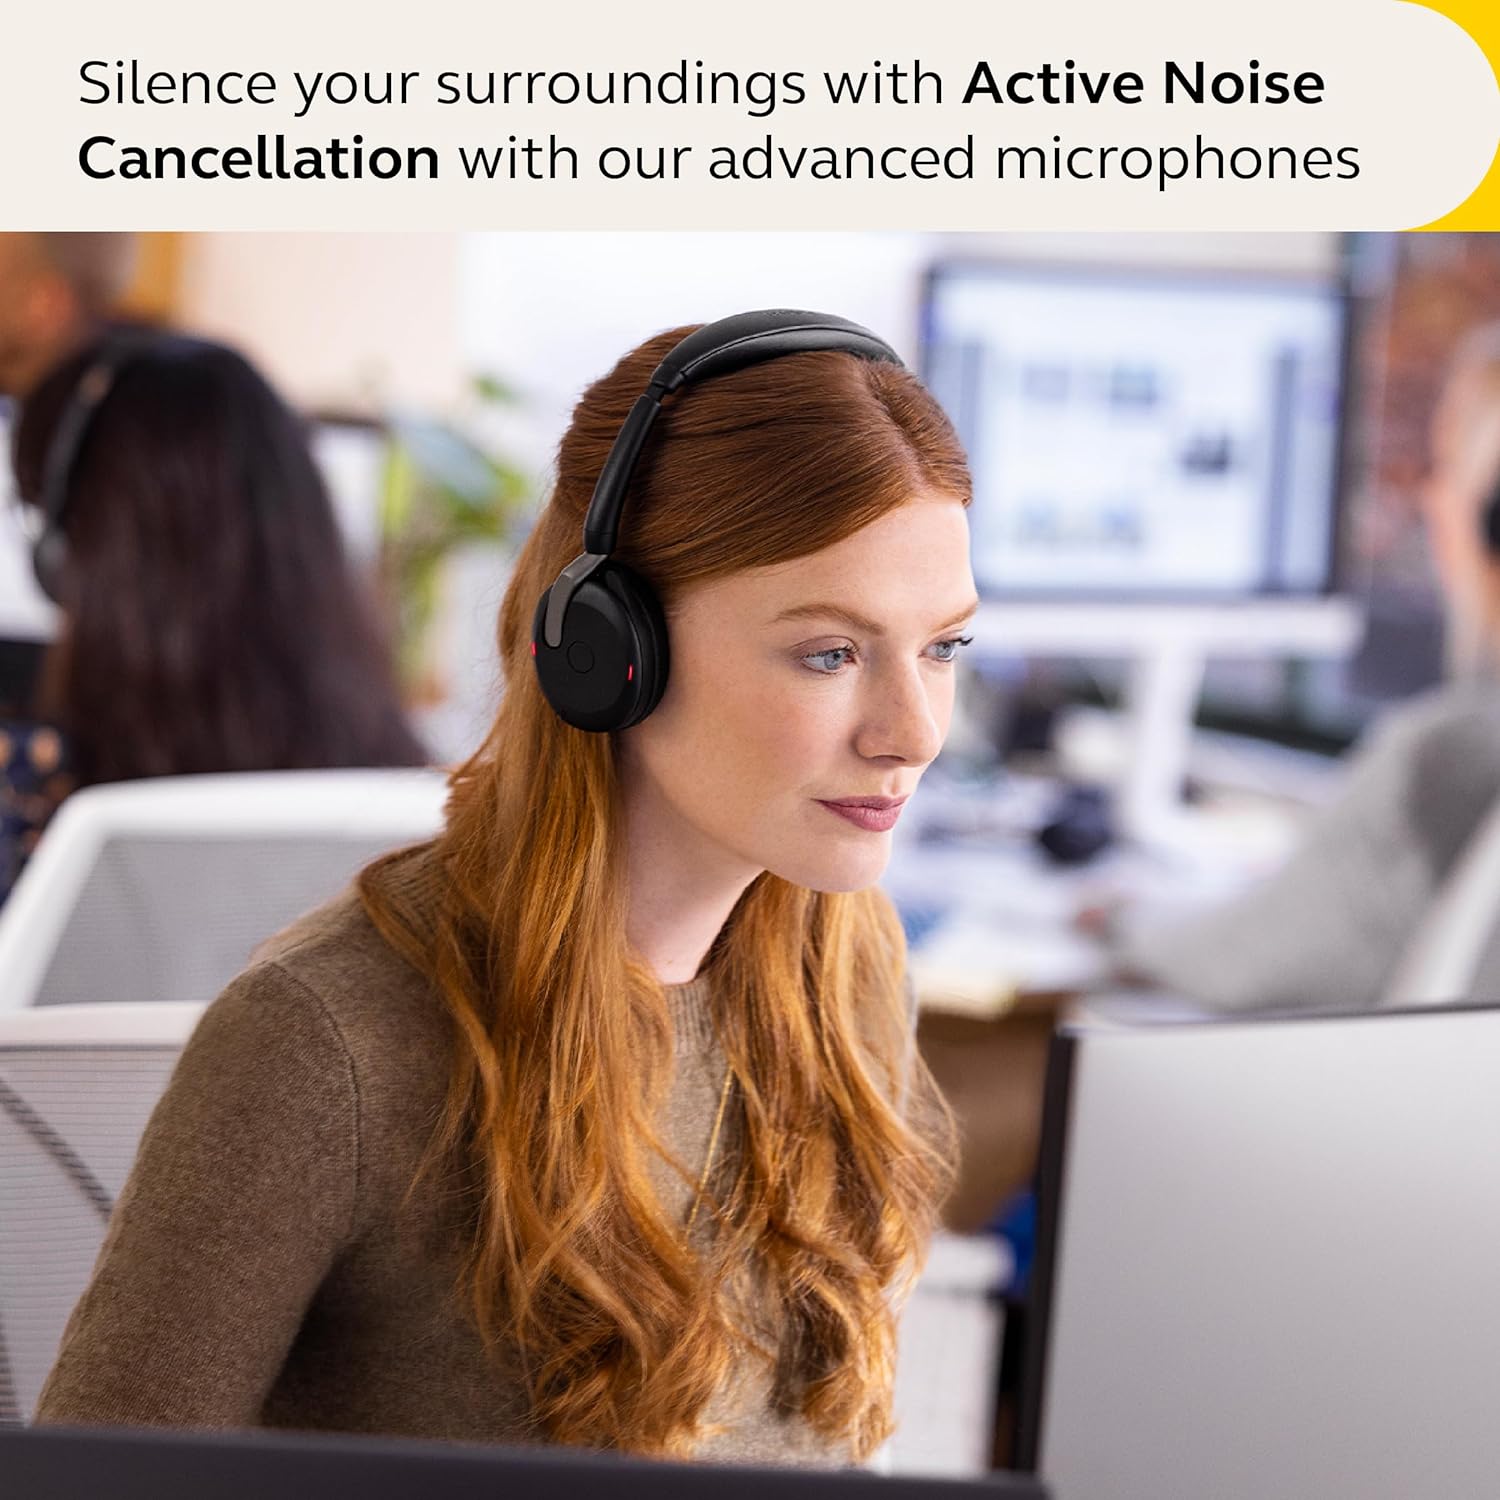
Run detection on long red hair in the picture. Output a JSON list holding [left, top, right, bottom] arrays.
[[361, 327, 968, 1458]]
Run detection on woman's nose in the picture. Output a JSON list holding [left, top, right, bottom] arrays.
[[855, 664, 946, 767]]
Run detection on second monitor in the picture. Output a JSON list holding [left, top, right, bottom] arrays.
[[922, 259, 1350, 601]]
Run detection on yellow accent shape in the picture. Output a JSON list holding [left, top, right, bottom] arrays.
[[1410, 1, 1500, 228]]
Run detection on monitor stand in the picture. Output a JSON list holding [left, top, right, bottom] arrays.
[[972, 598, 1364, 840]]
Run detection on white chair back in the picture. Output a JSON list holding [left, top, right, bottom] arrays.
[[0, 770, 447, 1012], [0, 1002, 203, 1424]]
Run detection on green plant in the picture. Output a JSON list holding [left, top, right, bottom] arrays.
[[378, 373, 534, 700]]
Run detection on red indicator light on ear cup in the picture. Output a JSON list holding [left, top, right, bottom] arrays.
[[530, 641, 536, 656], [627, 663, 634, 681]]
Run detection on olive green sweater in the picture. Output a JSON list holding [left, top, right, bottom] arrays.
[[35, 846, 853, 1466]]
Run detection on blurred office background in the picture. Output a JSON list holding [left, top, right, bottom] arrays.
[[4, 230, 1486, 758], [4, 230, 1499, 1486], [7, 239, 1498, 1082], [3, 224, 1493, 1192], [5, 232, 1487, 933]]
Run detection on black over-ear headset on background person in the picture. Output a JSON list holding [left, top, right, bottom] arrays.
[[1480, 477, 1500, 558], [28, 329, 166, 605], [531, 309, 904, 733]]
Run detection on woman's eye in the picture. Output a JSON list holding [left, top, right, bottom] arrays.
[[802, 646, 855, 674], [801, 636, 974, 674], [929, 634, 975, 663]]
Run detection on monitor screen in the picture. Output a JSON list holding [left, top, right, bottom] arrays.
[[922, 262, 1350, 600], [1020, 1005, 1500, 1500], [310, 416, 387, 565]]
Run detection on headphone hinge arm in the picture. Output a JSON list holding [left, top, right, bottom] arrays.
[[543, 551, 609, 648]]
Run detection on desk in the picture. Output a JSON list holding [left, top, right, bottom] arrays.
[[918, 1004, 1058, 1233]]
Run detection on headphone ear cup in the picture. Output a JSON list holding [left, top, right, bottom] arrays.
[[602, 565, 669, 725], [32, 528, 67, 606], [531, 561, 670, 732]]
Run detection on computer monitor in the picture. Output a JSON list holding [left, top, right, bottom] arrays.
[[921, 260, 1351, 601], [1017, 1004, 1500, 1500], [309, 414, 387, 564], [0, 1425, 1050, 1500]]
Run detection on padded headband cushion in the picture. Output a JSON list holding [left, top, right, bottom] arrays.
[[648, 310, 904, 394]]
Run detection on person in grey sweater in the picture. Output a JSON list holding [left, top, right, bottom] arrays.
[[35, 313, 975, 1464], [1120, 323, 1500, 1012]]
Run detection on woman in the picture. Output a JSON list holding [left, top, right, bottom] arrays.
[[0, 330, 426, 901], [1117, 322, 1500, 1010], [35, 312, 976, 1464]]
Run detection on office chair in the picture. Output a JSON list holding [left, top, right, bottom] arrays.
[[0, 769, 447, 1012], [0, 1001, 204, 1424]]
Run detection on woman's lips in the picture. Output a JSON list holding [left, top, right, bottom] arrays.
[[816, 799, 906, 832]]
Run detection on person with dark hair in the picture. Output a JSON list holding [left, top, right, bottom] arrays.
[[35, 312, 975, 1464], [0, 330, 426, 902]]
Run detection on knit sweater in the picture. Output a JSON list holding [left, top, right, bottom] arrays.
[[35, 844, 858, 1466]]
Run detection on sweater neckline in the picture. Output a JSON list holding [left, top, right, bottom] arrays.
[[663, 972, 718, 1053]]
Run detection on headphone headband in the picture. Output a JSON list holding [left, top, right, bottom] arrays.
[[36, 331, 162, 539], [30, 329, 198, 604], [581, 310, 903, 557], [643, 310, 904, 397]]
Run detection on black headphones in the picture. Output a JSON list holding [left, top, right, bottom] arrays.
[[530, 309, 904, 733], [29, 329, 166, 605]]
